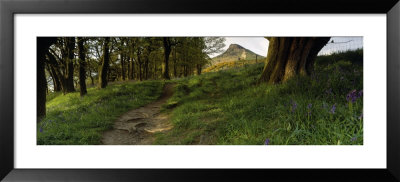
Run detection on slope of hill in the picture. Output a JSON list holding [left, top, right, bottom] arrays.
[[211, 44, 264, 65], [203, 58, 265, 73], [157, 49, 363, 145]]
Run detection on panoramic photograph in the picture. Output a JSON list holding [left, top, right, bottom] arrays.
[[36, 36, 363, 145]]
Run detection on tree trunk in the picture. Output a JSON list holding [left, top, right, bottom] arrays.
[[162, 37, 171, 80], [196, 64, 202, 75], [154, 59, 157, 79], [37, 37, 57, 120], [173, 47, 177, 78], [99, 37, 110, 88], [259, 37, 330, 84], [138, 62, 142, 81], [145, 56, 149, 80], [45, 51, 66, 92], [46, 63, 61, 92], [64, 37, 75, 93], [77, 37, 87, 96], [129, 57, 134, 80], [121, 53, 126, 81], [88, 68, 94, 86]]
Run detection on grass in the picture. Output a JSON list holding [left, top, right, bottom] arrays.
[[156, 49, 363, 145], [39, 49, 363, 145], [204, 58, 265, 73], [38, 80, 164, 145]]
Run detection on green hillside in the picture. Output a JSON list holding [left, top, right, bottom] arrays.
[[211, 44, 264, 65], [38, 49, 363, 145]]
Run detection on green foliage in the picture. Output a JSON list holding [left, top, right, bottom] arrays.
[[38, 81, 164, 145], [155, 49, 363, 145]]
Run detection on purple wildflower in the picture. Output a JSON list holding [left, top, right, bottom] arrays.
[[39, 127, 43, 133], [264, 138, 270, 145], [350, 137, 357, 142], [358, 90, 363, 97], [346, 89, 359, 103], [330, 104, 336, 114]]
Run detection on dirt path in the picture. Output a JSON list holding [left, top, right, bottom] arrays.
[[101, 84, 174, 145]]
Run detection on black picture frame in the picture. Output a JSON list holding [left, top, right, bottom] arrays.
[[1, 0, 399, 181]]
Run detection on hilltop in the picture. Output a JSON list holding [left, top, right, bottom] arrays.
[[211, 44, 264, 65]]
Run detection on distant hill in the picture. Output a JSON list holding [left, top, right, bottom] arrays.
[[210, 44, 264, 65]]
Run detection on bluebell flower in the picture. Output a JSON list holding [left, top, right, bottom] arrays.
[[330, 104, 336, 114], [350, 137, 357, 142], [346, 89, 359, 103], [39, 127, 43, 133], [264, 138, 270, 145]]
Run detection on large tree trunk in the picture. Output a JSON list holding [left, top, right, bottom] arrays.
[[77, 37, 87, 96], [37, 37, 57, 120], [259, 37, 330, 84], [162, 37, 171, 80], [64, 37, 75, 93], [99, 37, 110, 88]]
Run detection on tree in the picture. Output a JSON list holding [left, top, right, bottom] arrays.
[[64, 37, 76, 92], [259, 37, 330, 84], [162, 37, 172, 80], [45, 63, 61, 92], [99, 37, 110, 88], [37, 37, 57, 120], [77, 37, 87, 96]]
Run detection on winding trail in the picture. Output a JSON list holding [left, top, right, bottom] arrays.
[[101, 84, 174, 145]]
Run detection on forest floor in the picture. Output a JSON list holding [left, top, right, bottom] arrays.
[[101, 83, 175, 145]]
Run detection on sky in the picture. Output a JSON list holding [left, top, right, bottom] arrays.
[[210, 36, 363, 58]]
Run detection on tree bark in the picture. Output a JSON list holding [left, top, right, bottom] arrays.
[[162, 37, 171, 80], [45, 51, 67, 92], [99, 37, 110, 88], [259, 37, 330, 84], [77, 37, 87, 96], [196, 64, 202, 75], [144, 52, 150, 80], [129, 57, 134, 80], [154, 59, 157, 79], [64, 37, 75, 93], [45, 63, 61, 92], [37, 37, 57, 120], [136, 48, 143, 81], [173, 47, 177, 78]]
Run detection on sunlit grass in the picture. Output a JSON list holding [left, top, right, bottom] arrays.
[[38, 80, 164, 145], [155, 49, 363, 145]]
